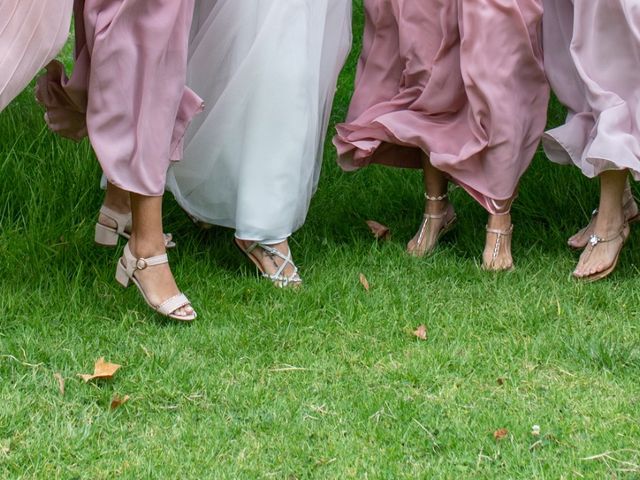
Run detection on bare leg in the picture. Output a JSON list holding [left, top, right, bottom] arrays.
[[568, 178, 638, 249], [128, 193, 194, 317], [407, 154, 456, 256], [574, 170, 629, 279]]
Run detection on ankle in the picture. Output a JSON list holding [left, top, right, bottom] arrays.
[[425, 199, 448, 215], [129, 234, 166, 258], [103, 197, 131, 214], [424, 192, 449, 214], [487, 213, 511, 230]]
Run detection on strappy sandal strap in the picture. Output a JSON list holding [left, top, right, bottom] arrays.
[[244, 242, 302, 287], [98, 206, 175, 248], [156, 293, 191, 316], [117, 243, 196, 320], [99, 205, 131, 236], [587, 223, 629, 248], [486, 224, 514, 265], [122, 244, 168, 274]]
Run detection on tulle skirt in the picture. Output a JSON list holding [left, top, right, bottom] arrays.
[[543, 0, 640, 179], [166, 0, 352, 241], [0, 0, 72, 111], [333, 0, 549, 214]]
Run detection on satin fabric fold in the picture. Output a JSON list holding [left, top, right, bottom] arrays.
[[543, 0, 640, 179], [166, 0, 352, 241], [36, 0, 203, 196], [0, 0, 72, 111], [333, 0, 549, 214]]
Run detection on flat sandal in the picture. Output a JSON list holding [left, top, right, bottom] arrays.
[[234, 238, 302, 288], [572, 223, 630, 283]]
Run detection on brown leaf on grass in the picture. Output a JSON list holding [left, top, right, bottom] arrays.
[[359, 273, 370, 291], [366, 220, 391, 240], [53, 373, 65, 396], [78, 357, 121, 382], [493, 428, 509, 441], [110, 394, 130, 410], [413, 324, 428, 341]]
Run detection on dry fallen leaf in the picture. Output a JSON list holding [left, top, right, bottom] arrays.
[[493, 428, 509, 441], [110, 394, 130, 410], [413, 324, 428, 341], [359, 273, 370, 291], [366, 220, 391, 240], [78, 357, 121, 382], [53, 372, 65, 396]]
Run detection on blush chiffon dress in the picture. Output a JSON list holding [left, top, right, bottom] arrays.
[[35, 0, 203, 321], [542, 0, 640, 280], [334, 0, 549, 215], [543, 0, 640, 181]]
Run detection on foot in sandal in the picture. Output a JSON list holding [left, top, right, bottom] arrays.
[[235, 238, 302, 288], [116, 240, 196, 321], [407, 193, 457, 257], [482, 213, 514, 271], [568, 191, 639, 250], [573, 219, 630, 282]]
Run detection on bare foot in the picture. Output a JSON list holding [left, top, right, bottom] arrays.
[[128, 237, 195, 319], [482, 214, 513, 271], [568, 199, 638, 249], [236, 238, 302, 288], [573, 222, 629, 280], [407, 200, 457, 257]]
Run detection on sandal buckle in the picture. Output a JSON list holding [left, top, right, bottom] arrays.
[[136, 258, 148, 270]]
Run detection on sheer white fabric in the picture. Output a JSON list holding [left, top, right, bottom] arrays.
[[167, 0, 352, 241]]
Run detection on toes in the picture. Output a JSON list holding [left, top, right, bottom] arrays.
[[174, 305, 195, 318]]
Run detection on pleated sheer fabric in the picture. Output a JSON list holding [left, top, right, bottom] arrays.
[[166, 0, 352, 241], [0, 0, 72, 111], [333, 0, 549, 214], [36, 0, 203, 196], [543, 0, 640, 179]]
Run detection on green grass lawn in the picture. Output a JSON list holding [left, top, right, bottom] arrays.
[[1, 5, 640, 479]]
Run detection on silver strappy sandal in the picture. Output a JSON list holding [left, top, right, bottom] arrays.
[[95, 205, 175, 248], [235, 239, 302, 288]]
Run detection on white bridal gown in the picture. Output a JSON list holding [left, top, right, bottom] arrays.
[[166, 0, 352, 242]]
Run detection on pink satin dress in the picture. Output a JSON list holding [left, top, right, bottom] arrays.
[[334, 0, 549, 214], [36, 0, 203, 196], [0, 0, 72, 111]]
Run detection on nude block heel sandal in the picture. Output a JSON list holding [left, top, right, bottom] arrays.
[[115, 243, 197, 322]]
